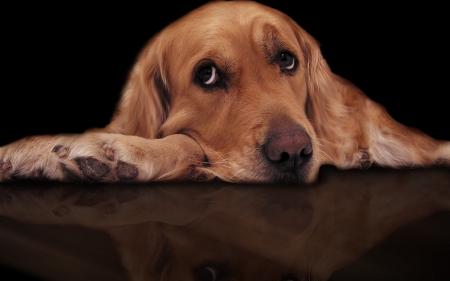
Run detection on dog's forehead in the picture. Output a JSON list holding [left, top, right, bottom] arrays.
[[164, 1, 301, 61], [192, 1, 289, 19], [178, 1, 296, 34]]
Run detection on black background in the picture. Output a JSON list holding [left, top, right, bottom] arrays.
[[2, 1, 449, 146], [0, 3, 449, 280]]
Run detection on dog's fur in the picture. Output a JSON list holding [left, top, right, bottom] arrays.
[[0, 1, 449, 184]]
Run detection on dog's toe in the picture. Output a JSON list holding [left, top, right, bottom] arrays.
[[359, 159, 372, 170], [52, 145, 70, 158], [355, 150, 373, 170]]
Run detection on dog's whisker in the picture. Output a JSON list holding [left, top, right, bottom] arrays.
[[316, 137, 333, 146], [316, 148, 333, 162]]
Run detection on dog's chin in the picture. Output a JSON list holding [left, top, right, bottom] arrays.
[[265, 170, 311, 185], [206, 164, 312, 185], [256, 162, 313, 185]]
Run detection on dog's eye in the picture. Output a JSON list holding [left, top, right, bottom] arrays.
[[194, 262, 230, 281], [197, 267, 217, 281], [279, 52, 296, 71], [197, 65, 219, 85]]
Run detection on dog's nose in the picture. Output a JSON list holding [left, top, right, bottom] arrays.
[[263, 126, 313, 172]]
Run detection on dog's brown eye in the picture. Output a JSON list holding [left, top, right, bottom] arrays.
[[279, 52, 296, 71], [193, 262, 230, 281], [197, 267, 217, 281], [198, 65, 219, 85]]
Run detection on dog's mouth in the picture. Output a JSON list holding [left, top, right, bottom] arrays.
[[195, 148, 314, 184], [258, 155, 314, 184], [180, 128, 315, 184]]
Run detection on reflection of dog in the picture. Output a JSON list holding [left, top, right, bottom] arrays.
[[1, 168, 449, 280], [0, 1, 449, 184]]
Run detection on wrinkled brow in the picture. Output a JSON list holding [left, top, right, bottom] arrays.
[[259, 24, 289, 66]]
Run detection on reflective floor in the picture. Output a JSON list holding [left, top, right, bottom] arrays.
[[0, 166, 449, 281]]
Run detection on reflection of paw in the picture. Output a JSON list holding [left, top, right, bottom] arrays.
[[355, 149, 372, 170]]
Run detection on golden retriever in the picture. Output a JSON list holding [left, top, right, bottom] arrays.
[[0, 1, 449, 184]]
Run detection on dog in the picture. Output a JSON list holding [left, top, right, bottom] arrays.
[[0, 0, 449, 184]]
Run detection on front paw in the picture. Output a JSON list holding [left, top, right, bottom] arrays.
[[53, 138, 139, 182]]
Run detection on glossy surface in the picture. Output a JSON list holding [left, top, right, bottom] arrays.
[[1, 166, 449, 280]]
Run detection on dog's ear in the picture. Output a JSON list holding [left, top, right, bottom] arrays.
[[109, 224, 172, 281], [294, 24, 357, 139], [106, 35, 170, 139]]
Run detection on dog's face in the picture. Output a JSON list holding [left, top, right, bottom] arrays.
[[159, 226, 311, 281], [137, 1, 322, 183]]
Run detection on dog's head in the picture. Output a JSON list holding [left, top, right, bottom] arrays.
[[109, 1, 337, 184]]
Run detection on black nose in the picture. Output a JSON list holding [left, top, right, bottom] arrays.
[[263, 125, 313, 172]]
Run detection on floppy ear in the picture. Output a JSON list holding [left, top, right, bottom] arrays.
[[106, 35, 170, 139], [294, 24, 376, 167], [108, 223, 172, 281], [296, 26, 357, 142]]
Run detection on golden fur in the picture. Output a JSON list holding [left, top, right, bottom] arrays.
[[0, 1, 449, 184]]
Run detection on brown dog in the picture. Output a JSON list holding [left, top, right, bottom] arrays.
[[0, 1, 449, 184]]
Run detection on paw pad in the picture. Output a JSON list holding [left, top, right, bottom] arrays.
[[116, 161, 138, 180], [76, 157, 110, 180]]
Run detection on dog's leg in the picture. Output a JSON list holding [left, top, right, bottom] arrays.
[[365, 101, 450, 169], [315, 77, 450, 171], [0, 133, 207, 183]]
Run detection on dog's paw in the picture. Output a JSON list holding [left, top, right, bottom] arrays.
[[1, 133, 202, 183], [52, 139, 140, 183], [354, 149, 373, 170], [102, 143, 140, 180]]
